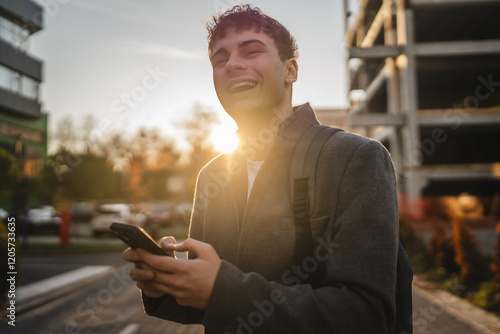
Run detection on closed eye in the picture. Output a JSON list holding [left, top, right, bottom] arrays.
[[212, 57, 228, 67], [246, 50, 261, 56]]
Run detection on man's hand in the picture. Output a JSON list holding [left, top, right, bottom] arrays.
[[123, 238, 221, 310], [123, 236, 176, 299]]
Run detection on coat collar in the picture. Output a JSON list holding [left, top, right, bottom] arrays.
[[277, 102, 321, 143], [232, 102, 320, 153]]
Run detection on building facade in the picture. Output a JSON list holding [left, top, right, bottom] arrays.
[[344, 0, 500, 217], [0, 0, 46, 210]]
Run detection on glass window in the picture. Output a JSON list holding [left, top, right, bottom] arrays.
[[2, 17, 15, 45], [19, 28, 29, 51], [0, 64, 39, 99], [21, 75, 38, 100], [0, 121, 43, 144], [10, 71, 20, 94], [0, 15, 30, 51], [0, 65, 9, 90]]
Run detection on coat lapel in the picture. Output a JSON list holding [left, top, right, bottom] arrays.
[[227, 152, 247, 237], [237, 137, 289, 260], [232, 103, 321, 262]]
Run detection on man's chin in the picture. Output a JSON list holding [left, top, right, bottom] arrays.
[[223, 103, 259, 121], [222, 98, 281, 126]]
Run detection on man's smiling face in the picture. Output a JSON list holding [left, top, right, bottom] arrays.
[[210, 28, 296, 125]]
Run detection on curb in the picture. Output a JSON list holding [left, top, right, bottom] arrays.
[[14, 265, 115, 315], [413, 276, 500, 333]]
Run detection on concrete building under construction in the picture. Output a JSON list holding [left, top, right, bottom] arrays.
[[344, 0, 500, 217]]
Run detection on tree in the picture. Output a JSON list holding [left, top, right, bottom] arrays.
[[491, 222, 500, 291], [49, 113, 181, 202], [80, 114, 101, 155], [51, 116, 77, 153], [44, 151, 124, 202], [0, 221, 9, 307], [141, 169, 171, 200], [452, 217, 491, 282], [0, 148, 21, 193], [124, 128, 177, 201], [102, 132, 132, 172], [428, 218, 459, 273], [51, 114, 105, 155], [179, 104, 220, 200]]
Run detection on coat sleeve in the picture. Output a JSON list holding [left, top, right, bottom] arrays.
[[141, 168, 208, 324], [201, 139, 399, 334]]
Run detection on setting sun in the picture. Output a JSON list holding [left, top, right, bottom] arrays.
[[209, 124, 240, 153]]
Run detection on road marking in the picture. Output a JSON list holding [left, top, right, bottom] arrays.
[[119, 323, 139, 334]]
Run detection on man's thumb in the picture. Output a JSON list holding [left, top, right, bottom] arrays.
[[159, 236, 176, 256]]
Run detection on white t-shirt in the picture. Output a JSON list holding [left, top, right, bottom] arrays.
[[247, 159, 264, 199]]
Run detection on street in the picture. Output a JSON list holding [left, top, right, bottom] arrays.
[[1, 234, 499, 333], [1, 264, 203, 334], [3, 271, 497, 334]]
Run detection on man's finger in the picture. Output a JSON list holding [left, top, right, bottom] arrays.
[[129, 267, 154, 281], [159, 236, 177, 257], [172, 238, 214, 259], [160, 236, 176, 247], [123, 247, 140, 262], [136, 248, 187, 273]]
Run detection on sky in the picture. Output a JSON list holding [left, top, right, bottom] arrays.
[[29, 0, 351, 150]]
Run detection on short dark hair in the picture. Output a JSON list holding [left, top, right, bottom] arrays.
[[207, 4, 299, 62]]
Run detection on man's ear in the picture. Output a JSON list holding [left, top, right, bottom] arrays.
[[285, 58, 298, 84]]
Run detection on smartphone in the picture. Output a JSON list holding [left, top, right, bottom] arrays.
[[110, 222, 168, 256]]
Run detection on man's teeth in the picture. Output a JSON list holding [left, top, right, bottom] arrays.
[[231, 81, 256, 92]]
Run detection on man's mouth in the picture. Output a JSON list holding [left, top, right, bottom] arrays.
[[229, 81, 257, 94]]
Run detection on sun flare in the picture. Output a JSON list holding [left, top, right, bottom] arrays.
[[209, 125, 240, 153]]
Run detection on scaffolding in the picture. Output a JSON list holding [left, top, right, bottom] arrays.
[[345, 0, 500, 215]]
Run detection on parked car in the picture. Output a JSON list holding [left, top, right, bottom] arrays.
[[70, 202, 95, 223], [0, 207, 9, 232], [90, 203, 132, 237], [26, 206, 61, 235], [145, 202, 174, 226], [0, 207, 8, 222]]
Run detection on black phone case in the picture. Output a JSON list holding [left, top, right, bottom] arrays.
[[110, 222, 167, 256]]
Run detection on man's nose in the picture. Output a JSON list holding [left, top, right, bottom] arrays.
[[225, 54, 246, 72]]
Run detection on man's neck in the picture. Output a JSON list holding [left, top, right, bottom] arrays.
[[237, 104, 293, 161]]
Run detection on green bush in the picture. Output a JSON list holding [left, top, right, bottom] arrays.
[[0, 221, 8, 307], [469, 281, 500, 312], [425, 267, 450, 283], [441, 274, 468, 298], [399, 215, 425, 256], [410, 251, 433, 274]]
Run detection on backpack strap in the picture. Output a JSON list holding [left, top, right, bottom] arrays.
[[290, 125, 343, 266], [392, 242, 414, 334], [291, 125, 413, 332]]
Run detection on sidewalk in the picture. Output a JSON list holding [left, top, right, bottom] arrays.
[[413, 276, 500, 333]]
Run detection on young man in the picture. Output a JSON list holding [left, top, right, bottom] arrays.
[[124, 5, 399, 334]]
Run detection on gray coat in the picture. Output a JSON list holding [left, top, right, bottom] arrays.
[[143, 103, 398, 334]]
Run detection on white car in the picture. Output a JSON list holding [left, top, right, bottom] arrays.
[[26, 206, 62, 235], [0, 207, 8, 222], [90, 204, 133, 237]]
